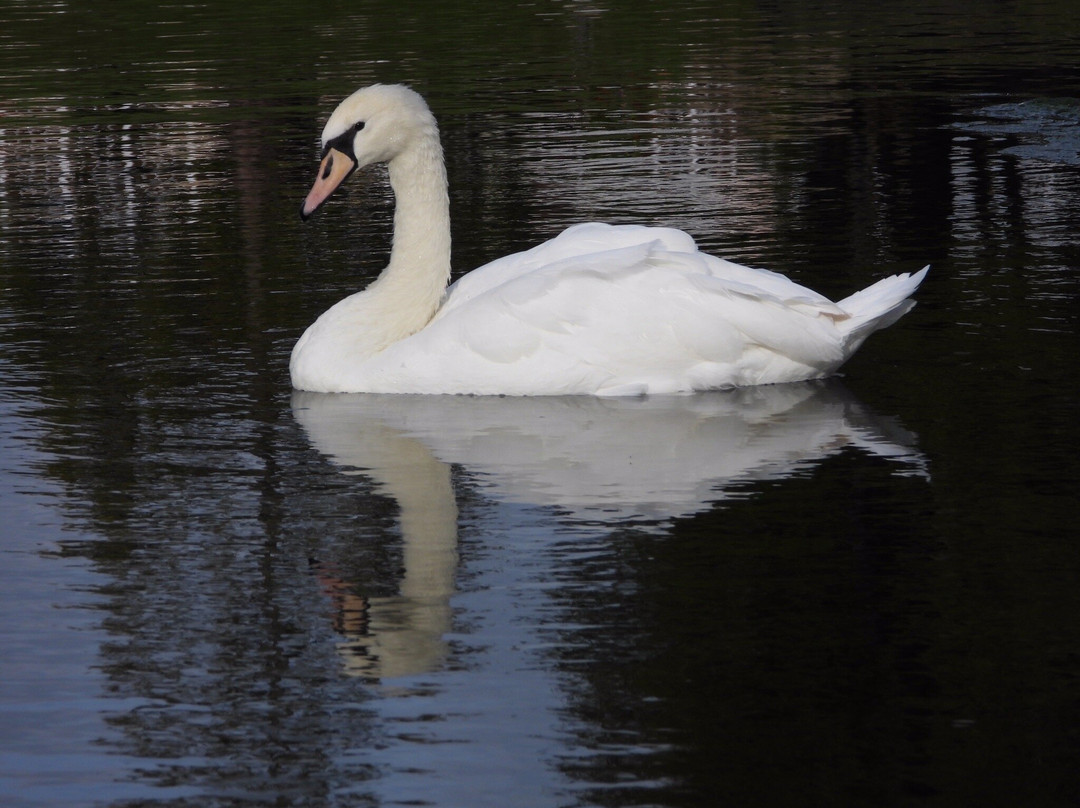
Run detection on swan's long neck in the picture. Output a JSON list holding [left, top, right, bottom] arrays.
[[368, 134, 452, 341], [290, 115, 453, 393]]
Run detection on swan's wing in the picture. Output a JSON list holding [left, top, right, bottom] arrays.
[[448, 223, 850, 369], [434, 222, 699, 320], [357, 225, 850, 395], [441, 222, 844, 318]]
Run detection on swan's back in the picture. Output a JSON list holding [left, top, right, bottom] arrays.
[[340, 223, 925, 396]]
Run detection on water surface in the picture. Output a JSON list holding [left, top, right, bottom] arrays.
[[2, 1, 1080, 806]]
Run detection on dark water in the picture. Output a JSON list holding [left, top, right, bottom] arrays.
[[2, 1, 1080, 806]]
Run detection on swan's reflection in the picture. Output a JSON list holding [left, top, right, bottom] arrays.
[[304, 420, 458, 679], [292, 381, 925, 678]]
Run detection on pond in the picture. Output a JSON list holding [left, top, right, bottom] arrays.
[[2, 1, 1080, 806]]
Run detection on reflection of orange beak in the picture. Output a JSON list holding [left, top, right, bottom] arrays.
[[300, 146, 357, 220]]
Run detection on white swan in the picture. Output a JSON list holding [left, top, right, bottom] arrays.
[[293, 84, 928, 396]]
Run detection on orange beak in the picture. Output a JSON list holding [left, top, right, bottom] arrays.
[[300, 147, 357, 221]]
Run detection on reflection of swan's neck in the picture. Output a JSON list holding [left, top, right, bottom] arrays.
[[367, 138, 452, 342], [344, 424, 458, 679], [383, 433, 458, 604]]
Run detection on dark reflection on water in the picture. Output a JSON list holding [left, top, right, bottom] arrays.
[[2, 0, 1080, 806]]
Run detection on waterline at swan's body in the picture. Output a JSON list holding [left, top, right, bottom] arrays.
[[292, 84, 927, 396]]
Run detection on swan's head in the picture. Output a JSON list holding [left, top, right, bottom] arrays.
[[300, 84, 439, 221]]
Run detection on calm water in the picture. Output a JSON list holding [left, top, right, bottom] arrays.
[[2, 1, 1080, 806]]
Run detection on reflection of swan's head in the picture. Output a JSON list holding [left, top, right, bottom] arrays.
[[301, 84, 439, 220]]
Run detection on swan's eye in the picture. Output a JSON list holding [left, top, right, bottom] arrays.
[[321, 122, 364, 161]]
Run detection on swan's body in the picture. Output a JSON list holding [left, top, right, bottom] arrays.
[[293, 84, 927, 396]]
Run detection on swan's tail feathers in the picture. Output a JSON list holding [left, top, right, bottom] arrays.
[[836, 266, 929, 346]]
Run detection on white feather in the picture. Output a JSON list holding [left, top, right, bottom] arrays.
[[292, 85, 928, 396]]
